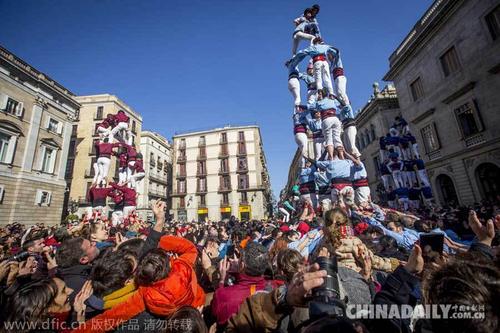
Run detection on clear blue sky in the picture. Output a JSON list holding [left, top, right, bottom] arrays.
[[0, 0, 433, 195]]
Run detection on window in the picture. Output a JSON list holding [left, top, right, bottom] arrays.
[[238, 131, 245, 142], [198, 161, 206, 175], [41, 147, 56, 173], [68, 140, 76, 156], [238, 142, 246, 155], [163, 160, 168, 174], [199, 147, 207, 158], [46, 117, 62, 134], [0, 133, 11, 163], [221, 158, 229, 172], [197, 178, 207, 192], [199, 136, 206, 146], [454, 101, 484, 138], [221, 175, 231, 189], [179, 197, 186, 208], [238, 157, 247, 171], [370, 124, 376, 141], [485, 4, 500, 40], [220, 132, 227, 143], [179, 139, 186, 149], [35, 189, 52, 206], [199, 195, 206, 206], [150, 153, 155, 167], [0, 185, 4, 203], [241, 192, 248, 203], [96, 106, 104, 120], [65, 159, 74, 179], [222, 193, 229, 204], [364, 129, 370, 144], [178, 180, 186, 193], [420, 123, 441, 153], [440, 47, 460, 77], [132, 120, 137, 134], [238, 174, 249, 189], [131, 136, 135, 145], [179, 163, 186, 176], [410, 77, 424, 101], [0, 94, 24, 117]]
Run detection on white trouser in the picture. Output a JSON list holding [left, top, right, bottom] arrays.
[[92, 162, 100, 184], [97, 126, 112, 141], [288, 78, 301, 106], [307, 89, 317, 105], [401, 147, 412, 160], [381, 175, 392, 191], [300, 193, 318, 209], [127, 161, 136, 182], [130, 172, 145, 189], [392, 170, 404, 188], [344, 125, 360, 157], [355, 186, 371, 205], [331, 186, 354, 208], [412, 144, 420, 159], [398, 197, 409, 211], [123, 206, 136, 218], [313, 137, 325, 160], [87, 206, 105, 219], [292, 31, 315, 55], [334, 75, 350, 105], [322, 116, 342, 148], [111, 122, 129, 142], [418, 169, 430, 187], [279, 207, 290, 223], [408, 171, 418, 187], [313, 60, 333, 95], [96, 157, 111, 185], [401, 172, 411, 189], [118, 167, 128, 184], [294, 132, 308, 168], [318, 195, 331, 214], [111, 210, 123, 226]]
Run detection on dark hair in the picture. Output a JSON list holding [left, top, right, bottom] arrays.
[[423, 255, 500, 333], [165, 306, 208, 333], [117, 238, 145, 258], [413, 220, 429, 233], [242, 242, 269, 277], [4, 278, 58, 333], [303, 8, 313, 16], [276, 248, 304, 283], [22, 230, 46, 251], [55, 237, 86, 268], [135, 248, 171, 286], [53, 227, 71, 243], [91, 251, 135, 297]]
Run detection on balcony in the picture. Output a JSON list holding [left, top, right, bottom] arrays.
[[150, 172, 169, 185], [220, 200, 231, 207], [196, 187, 208, 194], [176, 172, 187, 179], [177, 203, 186, 209], [218, 151, 229, 158], [198, 141, 206, 148], [240, 199, 249, 205], [218, 185, 232, 193], [237, 149, 247, 156], [171, 189, 187, 197], [197, 154, 207, 161], [196, 170, 207, 177], [148, 188, 168, 199], [219, 168, 230, 175], [236, 167, 248, 174], [198, 202, 207, 209], [177, 155, 186, 163]]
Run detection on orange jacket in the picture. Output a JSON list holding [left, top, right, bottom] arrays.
[[71, 236, 205, 333]]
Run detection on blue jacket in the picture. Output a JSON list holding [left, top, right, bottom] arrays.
[[299, 72, 316, 89]]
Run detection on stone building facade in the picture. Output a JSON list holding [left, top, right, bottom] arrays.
[[355, 83, 401, 201], [171, 125, 271, 222], [384, 0, 500, 205], [136, 131, 172, 222], [68, 94, 142, 217], [0, 45, 79, 225]]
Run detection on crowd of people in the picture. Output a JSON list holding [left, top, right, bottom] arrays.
[[0, 4, 499, 333]]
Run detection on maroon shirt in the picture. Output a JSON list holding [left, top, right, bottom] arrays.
[[132, 159, 144, 173], [211, 274, 279, 325], [97, 143, 119, 158], [115, 111, 130, 123], [110, 183, 137, 206], [126, 145, 137, 161], [87, 187, 112, 207]]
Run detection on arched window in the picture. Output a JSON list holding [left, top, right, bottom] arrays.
[[436, 174, 458, 207], [475, 163, 500, 202]]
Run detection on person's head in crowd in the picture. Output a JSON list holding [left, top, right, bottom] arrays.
[[240, 242, 269, 277], [303, 7, 313, 20], [135, 248, 170, 286], [251, 230, 262, 242], [276, 248, 304, 283], [218, 227, 229, 242], [285, 230, 300, 242], [401, 215, 417, 229], [53, 227, 71, 243], [269, 237, 290, 263], [5, 278, 74, 333], [208, 226, 218, 238], [422, 255, 500, 333], [89, 222, 109, 243], [386, 221, 404, 234], [414, 220, 431, 233], [271, 227, 282, 240], [22, 230, 46, 253], [164, 306, 208, 333], [385, 211, 400, 224], [205, 236, 220, 259], [91, 250, 135, 297], [55, 237, 99, 268], [311, 4, 320, 16], [116, 237, 145, 258]]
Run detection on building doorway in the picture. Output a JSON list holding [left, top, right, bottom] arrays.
[[475, 163, 500, 202], [436, 174, 459, 207]]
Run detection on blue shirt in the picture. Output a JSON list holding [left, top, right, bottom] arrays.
[[364, 216, 419, 250], [416, 159, 425, 170], [288, 44, 338, 69], [316, 159, 355, 180], [338, 105, 354, 122], [395, 187, 409, 198], [299, 72, 315, 89], [422, 186, 433, 198], [298, 165, 317, 184], [314, 170, 330, 188], [351, 162, 367, 181], [292, 111, 308, 126], [310, 97, 338, 113]]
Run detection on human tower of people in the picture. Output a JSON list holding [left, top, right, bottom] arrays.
[[281, 6, 434, 218], [87, 110, 145, 225]]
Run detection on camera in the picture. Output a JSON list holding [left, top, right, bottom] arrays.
[[10, 251, 30, 262], [309, 256, 346, 320]]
